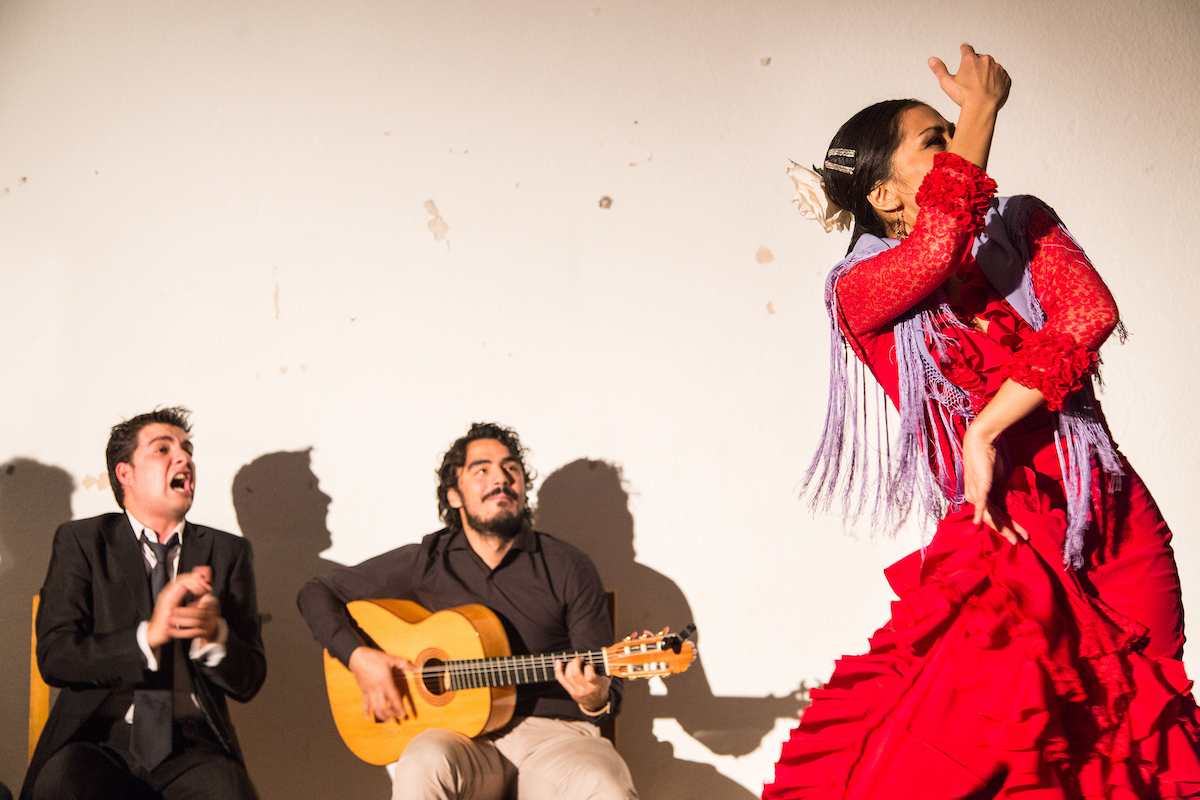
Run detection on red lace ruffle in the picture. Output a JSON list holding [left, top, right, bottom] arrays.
[[1002, 329, 1098, 411], [763, 474, 1200, 800], [914, 152, 998, 231]]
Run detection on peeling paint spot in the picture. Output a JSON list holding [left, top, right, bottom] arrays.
[[598, 195, 613, 209], [760, 56, 772, 66], [83, 473, 110, 490], [767, 302, 776, 315], [756, 247, 775, 264], [424, 200, 450, 242], [280, 366, 288, 374]]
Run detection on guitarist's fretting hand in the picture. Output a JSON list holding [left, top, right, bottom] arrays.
[[349, 646, 415, 722], [553, 656, 611, 714]]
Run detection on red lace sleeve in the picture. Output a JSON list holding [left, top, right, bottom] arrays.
[[838, 152, 998, 336], [1003, 329, 1097, 410], [1000, 209, 1119, 409]]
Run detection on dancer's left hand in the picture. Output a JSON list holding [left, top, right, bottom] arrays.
[[962, 425, 1028, 545]]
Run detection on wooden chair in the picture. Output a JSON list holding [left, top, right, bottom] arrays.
[[30, 594, 50, 762], [601, 590, 616, 745]]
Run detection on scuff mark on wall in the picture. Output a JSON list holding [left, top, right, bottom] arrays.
[[598, 195, 613, 209], [425, 200, 450, 243], [756, 247, 775, 264], [760, 56, 772, 66], [767, 302, 775, 315], [628, 154, 653, 167], [280, 366, 288, 375], [82, 473, 110, 490]]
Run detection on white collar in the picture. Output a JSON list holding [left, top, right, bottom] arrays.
[[126, 510, 185, 545]]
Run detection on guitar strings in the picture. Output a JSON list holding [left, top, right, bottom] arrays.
[[399, 641, 680, 688]]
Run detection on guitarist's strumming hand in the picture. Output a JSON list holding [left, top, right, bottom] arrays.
[[348, 646, 414, 723], [554, 656, 611, 714]]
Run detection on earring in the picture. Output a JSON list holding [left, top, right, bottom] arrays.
[[891, 214, 909, 240]]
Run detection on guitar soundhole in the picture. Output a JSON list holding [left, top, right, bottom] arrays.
[[414, 648, 455, 706], [421, 658, 448, 695]]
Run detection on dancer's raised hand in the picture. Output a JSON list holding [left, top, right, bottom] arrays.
[[929, 44, 1010, 111]]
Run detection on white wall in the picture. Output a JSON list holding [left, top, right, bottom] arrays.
[[2, 1, 1198, 796]]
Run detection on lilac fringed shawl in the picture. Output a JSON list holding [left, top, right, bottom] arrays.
[[803, 195, 1123, 568]]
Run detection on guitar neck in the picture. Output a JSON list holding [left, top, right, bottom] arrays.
[[444, 649, 607, 690]]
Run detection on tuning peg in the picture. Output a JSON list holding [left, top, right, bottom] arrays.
[[661, 624, 696, 654]]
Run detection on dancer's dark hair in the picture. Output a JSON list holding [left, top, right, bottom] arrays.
[[822, 99, 926, 252]]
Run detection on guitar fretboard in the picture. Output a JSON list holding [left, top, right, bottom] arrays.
[[444, 650, 608, 690]]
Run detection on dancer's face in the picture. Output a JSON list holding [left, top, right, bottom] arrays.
[[872, 105, 955, 230]]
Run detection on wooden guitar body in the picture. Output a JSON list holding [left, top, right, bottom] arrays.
[[324, 599, 696, 765], [323, 600, 516, 765]]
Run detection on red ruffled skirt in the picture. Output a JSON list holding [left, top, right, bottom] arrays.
[[765, 467, 1200, 799]]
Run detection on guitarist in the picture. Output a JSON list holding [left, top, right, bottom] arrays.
[[298, 423, 637, 800]]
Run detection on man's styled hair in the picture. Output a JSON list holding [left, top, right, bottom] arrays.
[[436, 422, 535, 530], [106, 406, 192, 509]]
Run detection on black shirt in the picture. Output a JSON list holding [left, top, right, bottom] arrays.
[[296, 526, 620, 723]]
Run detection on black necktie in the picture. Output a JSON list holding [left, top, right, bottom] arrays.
[[131, 531, 178, 772]]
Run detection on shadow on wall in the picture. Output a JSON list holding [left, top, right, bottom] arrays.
[[535, 460, 806, 800], [0, 459, 74, 793], [229, 451, 391, 800]]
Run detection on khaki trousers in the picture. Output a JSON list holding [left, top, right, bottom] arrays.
[[390, 717, 637, 800]]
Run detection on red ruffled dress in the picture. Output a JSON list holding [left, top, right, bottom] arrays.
[[764, 153, 1200, 799]]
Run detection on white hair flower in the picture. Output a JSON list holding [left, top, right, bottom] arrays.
[[787, 161, 852, 233]]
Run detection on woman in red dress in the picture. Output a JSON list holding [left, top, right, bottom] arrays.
[[765, 46, 1200, 799]]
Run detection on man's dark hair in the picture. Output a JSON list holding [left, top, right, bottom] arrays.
[[436, 422, 535, 530], [821, 98, 926, 252], [106, 406, 192, 509]]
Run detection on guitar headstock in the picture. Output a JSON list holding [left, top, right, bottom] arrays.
[[604, 627, 697, 680]]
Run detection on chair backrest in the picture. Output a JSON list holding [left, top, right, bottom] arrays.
[[30, 594, 49, 763], [601, 590, 616, 745]]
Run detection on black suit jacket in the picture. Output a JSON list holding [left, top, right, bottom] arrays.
[[22, 514, 266, 799]]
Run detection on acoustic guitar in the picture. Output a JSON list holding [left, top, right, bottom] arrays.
[[324, 599, 697, 765]]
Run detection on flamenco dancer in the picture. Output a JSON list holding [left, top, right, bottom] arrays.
[[766, 46, 1200, 799]]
